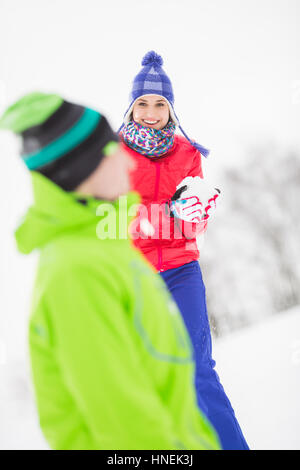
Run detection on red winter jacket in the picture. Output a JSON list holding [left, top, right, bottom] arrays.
[[122, 135, 207, 272]]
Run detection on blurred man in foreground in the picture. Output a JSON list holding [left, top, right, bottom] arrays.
[[0, 92, 220, 450]]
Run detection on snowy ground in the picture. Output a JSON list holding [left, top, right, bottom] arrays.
[[0, 307, 299, 450], [213, 306, 300, 450]]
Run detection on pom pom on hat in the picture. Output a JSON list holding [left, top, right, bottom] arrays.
[[141, 51, 163, 67]]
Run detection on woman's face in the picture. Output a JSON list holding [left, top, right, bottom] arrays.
[[132, 94, 170, 130]]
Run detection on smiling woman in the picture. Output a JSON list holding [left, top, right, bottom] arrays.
[[119, 50, 250, 450], [132, 95, 170, 130]]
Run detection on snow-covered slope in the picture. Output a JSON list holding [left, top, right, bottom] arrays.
[[1, 307, 299, 449], [213, 306, 300, 450]]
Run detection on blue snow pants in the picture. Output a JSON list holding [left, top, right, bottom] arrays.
[[160, 261, 249, 450]]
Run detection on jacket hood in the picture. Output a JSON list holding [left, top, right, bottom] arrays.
[[15, 171, 140, 254]]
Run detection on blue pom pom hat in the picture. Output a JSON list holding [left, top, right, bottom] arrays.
[[119, 51, 210, 158]]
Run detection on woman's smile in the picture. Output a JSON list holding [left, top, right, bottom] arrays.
[[142, 119, 160, 127]]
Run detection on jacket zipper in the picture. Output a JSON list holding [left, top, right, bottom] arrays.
[[154, 162, 163, 271], [154, 161, 160, 200]]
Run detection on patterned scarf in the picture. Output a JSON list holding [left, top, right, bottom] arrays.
[[121, 120, 176, 157]]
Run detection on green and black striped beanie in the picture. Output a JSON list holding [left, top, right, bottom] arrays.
[[0, 92, 119, 191]]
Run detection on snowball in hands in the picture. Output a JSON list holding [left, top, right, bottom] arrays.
[[170, 177, 220, 223]]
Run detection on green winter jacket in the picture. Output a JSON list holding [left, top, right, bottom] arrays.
[[15, 171, 220, 450]]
